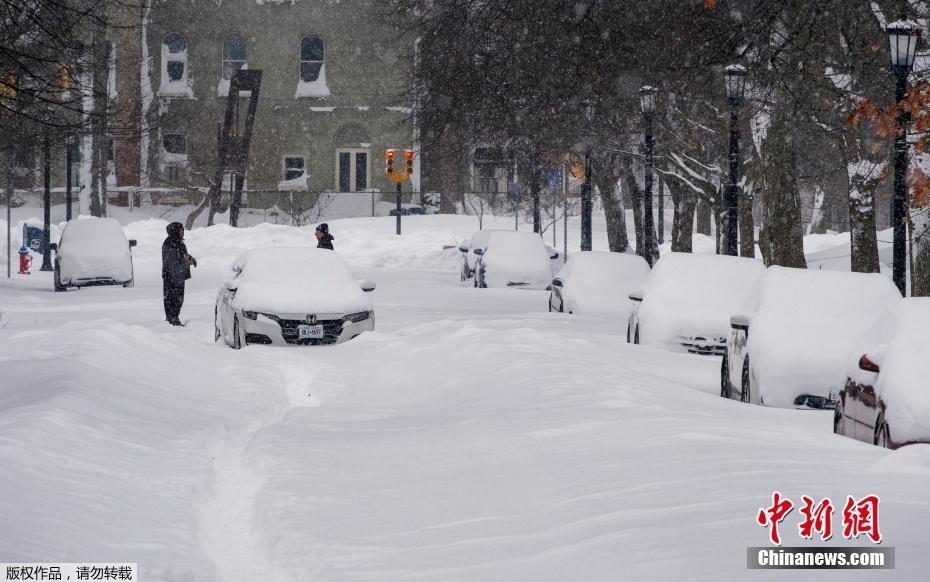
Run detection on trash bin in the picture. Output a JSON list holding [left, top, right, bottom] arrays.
[[23, 225, 45, 255]]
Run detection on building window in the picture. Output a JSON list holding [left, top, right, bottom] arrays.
[[283, 156, 305, 181], [222, 33, 247, 80], [336, 149, 368, 192], [300, 35, 324, 82], [164, 33, 187, 82], [162, 133, 187, 155]]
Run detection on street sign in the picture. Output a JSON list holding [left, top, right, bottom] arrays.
[[545, 170, 563, 192], [508, 182, 521, 201]]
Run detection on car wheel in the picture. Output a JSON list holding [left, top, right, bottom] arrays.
[[460, 263, 468, 282], [634, 324, 640, 345], [232, 316, 242, 350], [53, 261, 66, 292], [720, 354, 732, 399], [740, 357, 751, 403], [833, 400, 844, 435], [214, 307, 221, 343], [874, 415, 890, 449], [478, 268, 487, 288], [122, 277, 134, 288], [548, 295, 554, 312]]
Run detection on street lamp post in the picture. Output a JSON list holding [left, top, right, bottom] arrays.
[[640, 86, 657, 266], [581, 102, 594, 251], [66, 136, 76, 221], [40, 133, 53, 271], [887, 21, 921, 296], [723, 64, 748, 257]]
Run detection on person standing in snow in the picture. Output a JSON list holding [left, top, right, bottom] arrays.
[[162, 222, 197, 326], [315, 223, 334, 250]]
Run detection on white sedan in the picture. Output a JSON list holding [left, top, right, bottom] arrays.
[[215, 247, 376, 349], [549, 251, 650, 317], [51, 217, 137, 291], [722, 267, 900, 408], [473, 230, 557, 290]]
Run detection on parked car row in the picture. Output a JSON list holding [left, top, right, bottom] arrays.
[[456, 230, 561, 290]]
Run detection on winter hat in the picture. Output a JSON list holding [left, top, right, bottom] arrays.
[[316, 223, 329, 234], [167, 222, 184, 236]]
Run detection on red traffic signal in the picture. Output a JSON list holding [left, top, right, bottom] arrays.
[[404, 149, 414, 174], [385, 149, 395, 174]]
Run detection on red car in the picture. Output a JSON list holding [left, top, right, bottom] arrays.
[[834, 299, 930, 449]]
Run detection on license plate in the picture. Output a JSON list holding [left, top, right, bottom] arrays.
[[298, 325, 324, 339]]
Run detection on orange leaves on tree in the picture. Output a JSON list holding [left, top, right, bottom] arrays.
[[911, 168, 930, 208]]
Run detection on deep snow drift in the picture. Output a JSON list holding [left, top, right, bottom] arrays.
[[1, 215, 928, 582]]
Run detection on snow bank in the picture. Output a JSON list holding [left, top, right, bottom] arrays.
[[229, 247, 371, 314], [749, 267, 900, 408], [847, 299, 930, 444], [638, 253, 765, 351], [57, 217, 133, 283], [557, 251, 650, 318], [479, 230, 553, 289]]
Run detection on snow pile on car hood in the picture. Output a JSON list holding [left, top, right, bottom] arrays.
[[749, 267, 900, 408], [638, 253, 765, 350], [558, 251, 650, 317], [228, 247, 372, 314], [480, 231, 553, 289], [847, 299, 930, 443], [58, 217, 133, 283]]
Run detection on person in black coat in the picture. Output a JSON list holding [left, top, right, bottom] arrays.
[[315, 223, 335, 250], [162, 222, 197, 325]]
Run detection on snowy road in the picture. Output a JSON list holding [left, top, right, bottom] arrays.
[[1, 217, 929, 581]]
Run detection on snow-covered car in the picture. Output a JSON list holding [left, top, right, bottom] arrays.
[[50, 218, 137, 291], [549, 251, 650, 317], [627, 252, 765, 355], [457, 229, 503, 282], [722, 267, 900, 409], [834, 299, 929, 448], [473, 230, 557, 290], [215, 247, 376, 349]]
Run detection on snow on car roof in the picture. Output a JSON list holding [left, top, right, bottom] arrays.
[[230, 247, 371, 314], [557, 251, 650, 317], [62, 217, 129, 242], [639, 252, 766, 341]]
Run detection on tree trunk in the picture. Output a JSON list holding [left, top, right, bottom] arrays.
[[667, 181, 696, 252], [622, 160, 645, 257], [89, 15, 109, 217], [739, 182, 755, 257], [758, 108, 807, 268], [912, 205, 930, 296], [841, 133, 881, 273], [593, 156, 629, 252], [695, 199, 712, 236]]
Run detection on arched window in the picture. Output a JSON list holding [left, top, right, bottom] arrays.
[[223, 33, 247, 80], [300, 35, 324, 82], [163, 33, 187, 83]]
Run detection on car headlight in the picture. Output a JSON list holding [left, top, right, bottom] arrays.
[[344, 311, 372, 323]]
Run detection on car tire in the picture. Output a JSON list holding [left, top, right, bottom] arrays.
[[232, 316, 242, 350], [122, 277, 134, 288], [874, 415, 890, 449], [833, 400, 844, 435], [478, 267, 487, 288], [720, 354, 732, 399], [214, 307, 221, 343], [740, 357, 751, 403], [633, 324, 640, 345], [53, 262, 66, 292], [460, 263, 468, 282]]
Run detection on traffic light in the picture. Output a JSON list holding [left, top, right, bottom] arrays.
[[385, 149, 395, 175], [404, 149, 414, 174]]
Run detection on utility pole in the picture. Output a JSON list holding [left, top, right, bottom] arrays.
[[41, 135, 52, 271], [6, 146, 11, 278], [640, 86, 658, 266]]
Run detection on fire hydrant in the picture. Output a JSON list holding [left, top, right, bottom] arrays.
[[18, 245, 32, 275]]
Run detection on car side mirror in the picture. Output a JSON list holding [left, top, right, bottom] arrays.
[[223, 280, 238, 292], [628, 290, 644, 302], [552, 278, 563, 288], [730, 314, 751, 330], [50, 243, 57, 252], [858, 354, 880, 374], [129, 239, 137, 248], [472, 248, 484, 256], [550, 252, 559, 260], [359, 279, 376, 292], [458, 245, 469, 253]]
